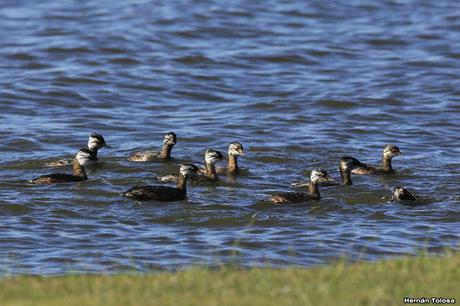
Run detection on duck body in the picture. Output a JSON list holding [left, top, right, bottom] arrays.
[[31, 151, 89, 184], [352, 166, 389, 175], [31, 173, 87, 184], [352, 145, 402, 175], [128, 132, 176, 162], [122, 185, 186, 201], [271, 189, 320, 204], [291, 180, 339, 188], [128, 150, 163, 162], [271, 169, 334, 204], [123, 164, 198, 202]]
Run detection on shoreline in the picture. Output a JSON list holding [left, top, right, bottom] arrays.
[[1, 252, 458, 306]]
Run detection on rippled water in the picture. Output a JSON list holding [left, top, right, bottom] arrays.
[[1, 0, 460, 275]]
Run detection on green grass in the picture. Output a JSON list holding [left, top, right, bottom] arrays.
[[0, 253, 459, 306]]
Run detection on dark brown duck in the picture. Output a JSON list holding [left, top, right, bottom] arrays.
[[271, 169, 334, 204], [31, 150, 90, 184], [216, 141, 245, 175], [122, 164, 198, 202], [352, 144, 402, 175], [128, 132, 177, 161]]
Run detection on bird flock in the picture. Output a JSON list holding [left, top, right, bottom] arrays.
[[30, 132, 417, 203]]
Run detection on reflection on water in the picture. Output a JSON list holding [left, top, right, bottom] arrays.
[[0, 0, 460, 275]]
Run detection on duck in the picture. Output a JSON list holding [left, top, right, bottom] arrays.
[[158, 149, 224, 183], [31, 150, 90, 184], [339, 156, 369, 186], [45, 133, 110, 167], [128, 132, 177, 161], [352, 145, 402, 175], [122, 164, 199, 201], [391, 186, 417, 201], [216, 142, 245, 175], [270, 169, 334, 204]]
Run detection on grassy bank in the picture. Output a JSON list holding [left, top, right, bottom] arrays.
[[0, 253, 458, 306]]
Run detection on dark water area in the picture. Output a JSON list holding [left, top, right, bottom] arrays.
[[1, 0, 460, 275]]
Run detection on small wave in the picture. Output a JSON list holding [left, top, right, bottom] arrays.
[[366, 38, 409, 47], [98, 47, 128, 54], [174, 90, 229, 102], [41, 90, 91, 103], [239, 54, 317, 65], [44, 46, 93, 53], [22, 62, 52, 69], [0, 204, 33, 215], [53, 76, 108, 85], [174, 54, 215, 65], [315, 99, 358, 108], [108, 57, 140, 65], [407, 60, 450, 68], [246, 102, 278, 110], [6, 52, 37, 61], [35, 30, 68, 38]]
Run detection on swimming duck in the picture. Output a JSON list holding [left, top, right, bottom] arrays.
[[271, 169, 334, 204], [45, 133, 110, 167], [197, 149, 224, 181], [31, 150, 90, 184], [339, 156, 369, 186], [128, 132, 177, 162], [158, 149, 224, 183], [122, 164, 199, 201], [352, 145, 402, 175], [216, 142, 245, 175], [391, 186, 417, 201]]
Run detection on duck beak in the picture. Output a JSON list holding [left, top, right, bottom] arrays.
[[238, 150, 245, 156], [104, 143, 112, 148]]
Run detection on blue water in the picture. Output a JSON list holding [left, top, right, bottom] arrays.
[[0, 0, 459, 275]]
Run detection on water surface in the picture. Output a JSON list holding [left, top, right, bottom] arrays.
[[1, 0, 460, 275]]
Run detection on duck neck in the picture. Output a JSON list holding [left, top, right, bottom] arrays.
[[228, 155, 239, 174], [72, 160, 87, 179], [159, 143, 173, 159], [340, 166, 353, 186], [205, 162, 218, 180], [176, 174, 187, 194], [88, 148, 98, 160], [308, 181, 320, 199], [382, 154, 394, 173]]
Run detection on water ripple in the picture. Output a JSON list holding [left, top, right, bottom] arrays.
[[0, 0, 459, 276]]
